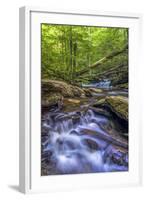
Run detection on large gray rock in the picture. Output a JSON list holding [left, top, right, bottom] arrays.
[[95, 96, 128, 122]]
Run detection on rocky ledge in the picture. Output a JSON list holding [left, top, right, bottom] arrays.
[[95, 96, 128, 122], [42, 80, 103, 108]]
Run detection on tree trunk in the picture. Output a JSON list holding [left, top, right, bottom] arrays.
[[76, 44, 128, 76], [91, 64, 126, 78], [69, 27, 73, 80], [73, 42, 77, 73]]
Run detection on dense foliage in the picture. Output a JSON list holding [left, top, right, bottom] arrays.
[[41, 24, 128, 84]]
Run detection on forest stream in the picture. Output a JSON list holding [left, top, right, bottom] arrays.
[[41, 81, 128, 175], [41, 24, 129, 176]]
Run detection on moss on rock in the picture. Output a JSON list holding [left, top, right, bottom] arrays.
[[71, 85, 85, 97], [83, 88, 103, 97], [95, 98, 106, 106], [116, 83, 128, 89], [89, 88, 103, 93], [42, 92, 63, 107], [42, 80, 74, 97], [105, 96, 128, 121], [94, 96, 128, 122], [42, 80, 87, 108]]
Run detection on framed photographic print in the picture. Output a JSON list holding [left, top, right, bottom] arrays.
[[19, 7, 142, 193]]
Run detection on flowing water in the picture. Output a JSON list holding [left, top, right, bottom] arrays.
[[82, 79, 111, 89], [41, 105, 128, 175]]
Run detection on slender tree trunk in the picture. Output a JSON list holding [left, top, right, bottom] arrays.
[[69, 27, 73, 80], [64, 30, 69, 72], [88, 27, 92, 76], [73, 42, 77, 73]]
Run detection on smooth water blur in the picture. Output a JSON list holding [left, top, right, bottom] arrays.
[[42, 109, 128, 174], [82, 79, 111, 89]]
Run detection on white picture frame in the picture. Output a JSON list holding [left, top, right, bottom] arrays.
[[19, 6, 143, 194]]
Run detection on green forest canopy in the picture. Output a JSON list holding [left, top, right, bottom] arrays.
[[41, 24, 128, 84]]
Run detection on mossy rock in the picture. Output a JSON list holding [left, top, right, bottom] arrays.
[[95, 98, 106, 106], [42, 80, 74, 97], [71, 85, 85, 97], [94, 96, 128, 122], [116, 83, 128, 89], [83, 88, 103, 97], [42, 80, 86, 98], [83, 88, 93, 97], [105, 96, 128, 121], [88, 88, 103, 93], [42, 93, 63, 107]]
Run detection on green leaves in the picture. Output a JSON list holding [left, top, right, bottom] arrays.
[[41, 24, 128, 84]]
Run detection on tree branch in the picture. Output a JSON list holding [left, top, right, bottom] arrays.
[[75, 44, 128, 76]]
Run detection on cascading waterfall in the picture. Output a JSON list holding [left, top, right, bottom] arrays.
[[42, 109, 128, 175], [82, 79, 111, 89], [96, 79, 111, 88]]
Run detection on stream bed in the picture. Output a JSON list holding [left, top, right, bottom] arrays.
[[41, 88, 128, 175]]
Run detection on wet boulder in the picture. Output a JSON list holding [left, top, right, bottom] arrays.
[[41, 150, 52, 163], [42, 79, 86, 98], [105, 96, 128, 121], [90, 106, 111, 118], [83, 88, 93, 97], [41, 126, 49, 136], [42, 92, 63, 108], [55, 112, 81, 125], [88, 88, 103, 93], [116, 83, 128, 89], [42, 80, 88, 109], [111, 151, 124, 165], [83, 88, 103, 97], [41, 136, 49, 148], [111, 150, 128, 166], [42, 80, 74, 97], [103, 145, 128, 166], [94, 96, 128, 122], [71, 86, 85, 97], [83, 138, 99, 151]]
